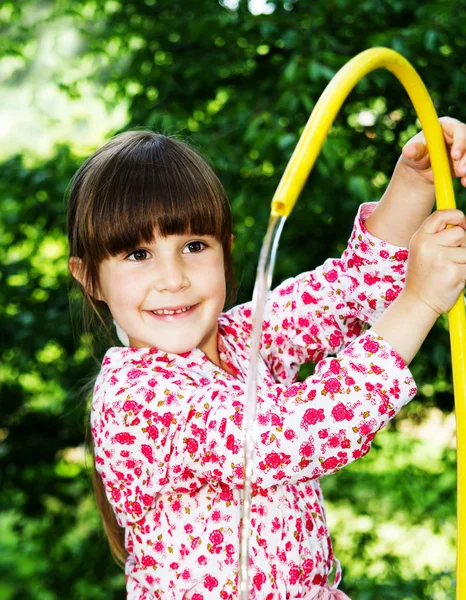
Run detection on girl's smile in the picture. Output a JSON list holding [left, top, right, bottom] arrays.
[[145, 303, 197, 320]]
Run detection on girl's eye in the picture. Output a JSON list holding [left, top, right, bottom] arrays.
[[183, 241, 207, 254], [127, 249, 150, 261]]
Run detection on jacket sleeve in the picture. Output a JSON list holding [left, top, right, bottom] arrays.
[[91, 331, 417, 525], [223, 202, 410, 384]]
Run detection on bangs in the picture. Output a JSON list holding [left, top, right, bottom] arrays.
[[72, 132, 231, 262]]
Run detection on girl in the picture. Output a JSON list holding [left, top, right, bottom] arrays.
[[68, 120, 466, 600]]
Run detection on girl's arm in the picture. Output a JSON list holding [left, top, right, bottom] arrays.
[[92, 326, 416, 525], [224, 205, 409, 384], [364, 116, 466, 246]]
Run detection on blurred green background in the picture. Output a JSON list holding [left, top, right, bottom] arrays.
[[1, 0, 465, 598]]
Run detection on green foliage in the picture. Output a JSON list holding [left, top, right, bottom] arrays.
[[1, 0, 465, 597]]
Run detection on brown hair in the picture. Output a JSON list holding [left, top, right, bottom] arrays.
[[66, 130, 235, 567]]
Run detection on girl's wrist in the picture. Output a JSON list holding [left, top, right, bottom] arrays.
[[369, 290, 438, 365]]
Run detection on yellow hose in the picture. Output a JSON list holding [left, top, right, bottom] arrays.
[[270, 47, 466, 598]]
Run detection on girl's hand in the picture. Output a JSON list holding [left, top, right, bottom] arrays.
[[400, 116, 466, 187], [403, 209, 466, 316]]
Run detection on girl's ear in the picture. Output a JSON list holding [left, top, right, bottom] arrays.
[[69, 257, 86, 288], [68, 257, 103, 301]]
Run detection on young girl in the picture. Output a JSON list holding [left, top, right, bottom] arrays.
[[68, 119, 466, 600]]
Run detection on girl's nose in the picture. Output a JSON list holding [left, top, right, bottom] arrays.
[[153, 259, 189, 293]]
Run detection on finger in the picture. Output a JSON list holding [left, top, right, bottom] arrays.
[[421, 209, 466, 234], [440, 248, 466, 265], [438, 116, 461, 143], [439, 116, 466, 161], [434, 225, 466, 247], [402, 141, 428, 161]]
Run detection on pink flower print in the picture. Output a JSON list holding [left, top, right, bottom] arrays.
[[301, 408, 325, 431], [318, 428, 329, 439], [145, 390, 155, 403], [232, 410, 243, 427], [270, 412, 284, 427], [284, 428, 297, 440], [301, 291, 318, 305], [141, 555, 156, 567], [303, 558, 314, 574], [329, 330, 343, 348], [209, 529, 224, 545], [159, 412, 173, 427], [321, 456, 339, 470], [122, 400, 139, 412], [142, 494, 153, 507], [226, 434, 240, 454], [329, 359, 341, 374], [131, 501, 142, 516], [385, 288, 398, 302], [203, 575, 219, 591], [305, 516, 314, 532], [324, 378, 341, 394], [395, 249, 409, 262], [331, 403, 354, 422], [364, 273, 380, 286], [379, 250, 389, 259], [359, 240, 370, 253], [363, 339, 380, 354], [275, 334, 285, 347], [113, 432, 136, 445], [253, 571, 266, 591], [170, 562, 179, 570], [284, 385, 300, 398], [141, 444, 154, 464], [185, 438, 199, 454], [154, 540, 164, 552], [127, 369, 143, 380], [299, 440, 315, 458], [233, 464, 244, 479], [307, 389, 317, 401], [298, 316, 310, 328], [264, 452, 281, 469], [111, 488, 121, 503], [289, 565, 300, 585], [197, 556, 208, 566], [324, 269, 338, 283], [146, 425, 159, 440], [328, 433, 341, 448]]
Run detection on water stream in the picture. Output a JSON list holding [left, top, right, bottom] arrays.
[[238, 213, 287, 599]]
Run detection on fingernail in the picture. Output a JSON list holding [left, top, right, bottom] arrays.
[[453, 149, 462, 159]]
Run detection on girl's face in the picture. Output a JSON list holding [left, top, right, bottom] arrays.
[[95, 232, 227, 363]]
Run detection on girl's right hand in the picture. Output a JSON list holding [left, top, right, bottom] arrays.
[[404, 209, 466, 316]]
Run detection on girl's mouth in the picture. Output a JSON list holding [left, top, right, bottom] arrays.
[[146, 304, 197, 321]]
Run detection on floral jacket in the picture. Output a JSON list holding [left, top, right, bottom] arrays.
[[91, 202, 417, 599]]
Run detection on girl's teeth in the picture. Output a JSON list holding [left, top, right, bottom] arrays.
[[153, 306, 191, 316]]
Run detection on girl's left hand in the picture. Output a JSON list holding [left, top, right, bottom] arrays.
[[400, 116, 466, 187]]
